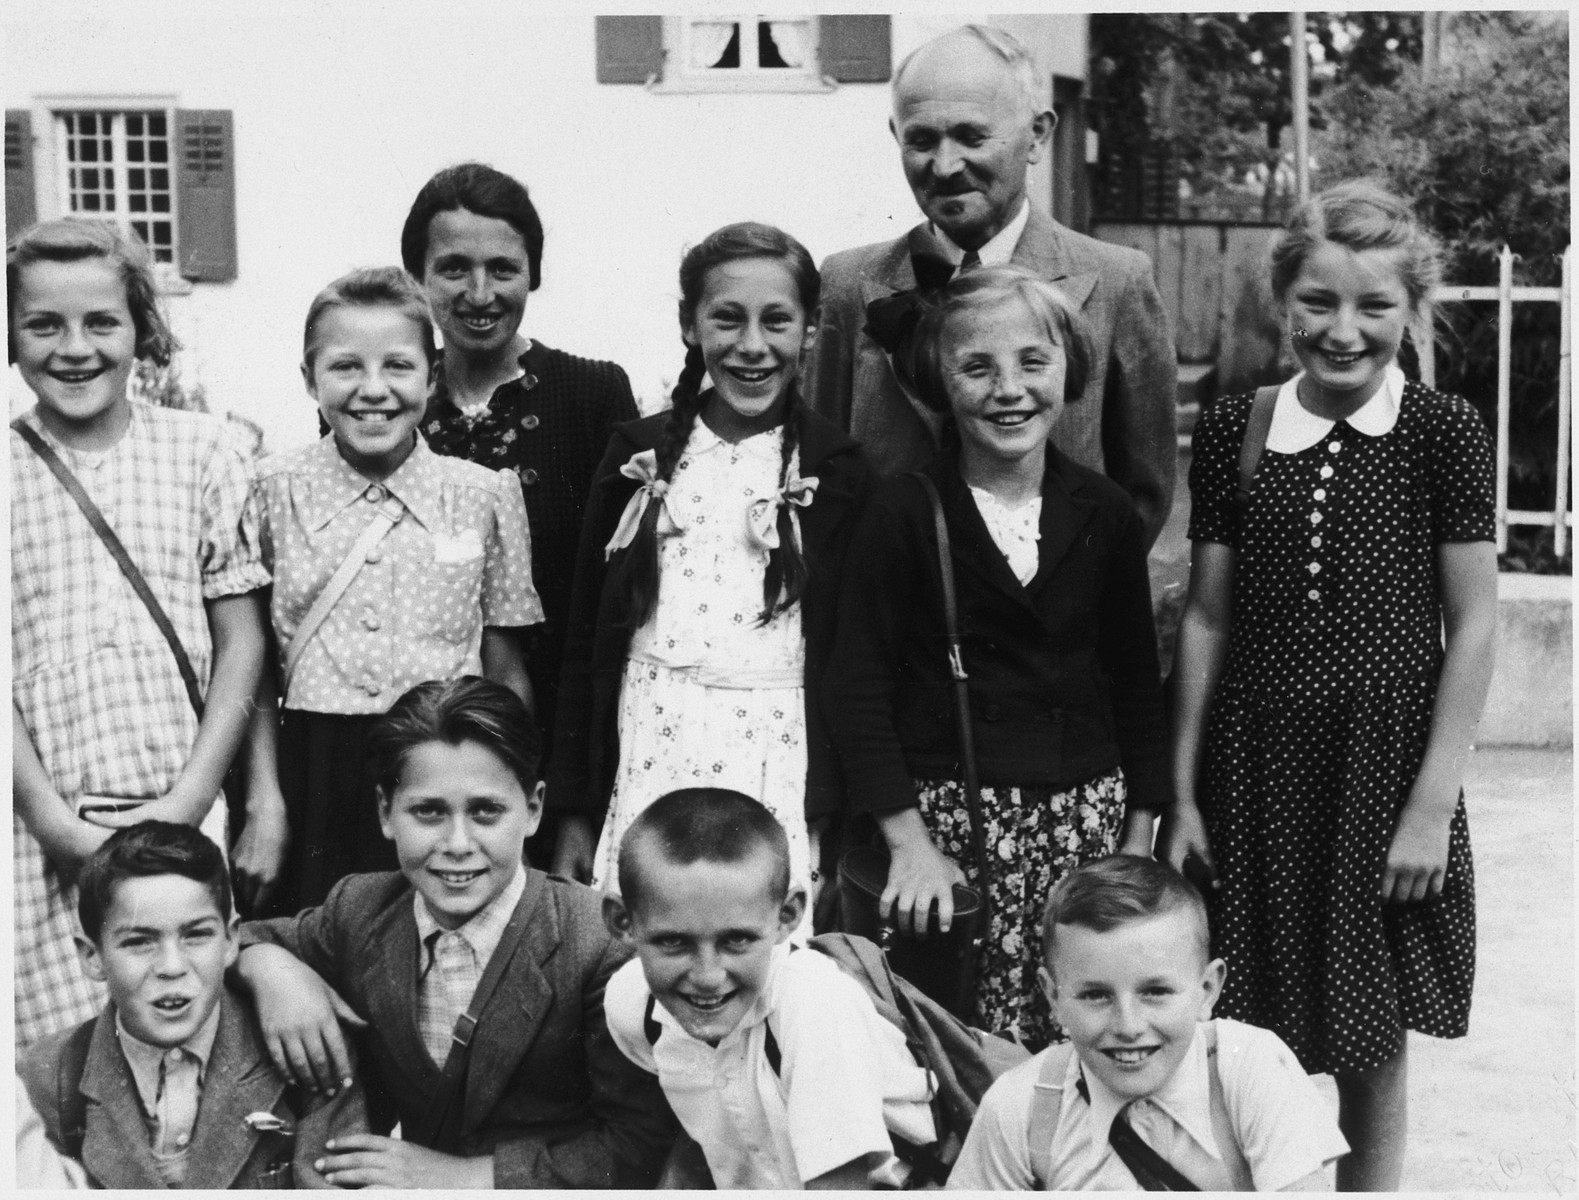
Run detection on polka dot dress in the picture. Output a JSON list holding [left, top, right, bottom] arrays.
[[1187, 380, 1494, 1076]]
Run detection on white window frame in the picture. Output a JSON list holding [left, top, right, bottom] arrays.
[[29, 95, 190, 293], [654, 15, 832, 94]]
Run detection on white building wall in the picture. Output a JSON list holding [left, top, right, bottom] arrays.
[[5, 2, 1087, 453]]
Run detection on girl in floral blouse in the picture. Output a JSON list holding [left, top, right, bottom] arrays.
[[549, 223, 870, 903]]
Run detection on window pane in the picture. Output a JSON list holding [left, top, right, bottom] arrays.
[[152, 194, 169, 213], [126, 113, 143, 136], [690, 20, 740, 68], [149, 113, 166, 137]]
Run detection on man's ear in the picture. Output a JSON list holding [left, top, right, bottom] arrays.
[[1026, 107, 1056, 164], [76, 935, 107, 984], [603, 893, 635, 944], [1197, 957, 1228, 1020]]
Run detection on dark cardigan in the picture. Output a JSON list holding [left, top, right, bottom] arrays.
[[823, 444, 1170, 816], [548, 401, 873, 824]]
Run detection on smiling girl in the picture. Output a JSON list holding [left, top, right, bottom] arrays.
[[824, 265, 1168, 1047], [549, 223, 871, 900], [247, 266, 540, 912], [1164, 181, 1497, 1190], [9, 220, 269, 1046]]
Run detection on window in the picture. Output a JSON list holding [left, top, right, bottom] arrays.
[[596, 15, 890, 91], [57, 110, 177, 264]]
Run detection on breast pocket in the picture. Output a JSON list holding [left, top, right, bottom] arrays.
[[418, 549, 486, 644]]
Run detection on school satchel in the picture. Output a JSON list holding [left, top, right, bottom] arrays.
[[643, 933, 1030, 1188], [835, 472, 993, 1022]]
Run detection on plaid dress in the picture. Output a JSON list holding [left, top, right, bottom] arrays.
[[11, 403, 267, 1047]]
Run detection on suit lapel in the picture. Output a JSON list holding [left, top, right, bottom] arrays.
[[360, 900, 440, 1094], [183, 993, 288, 1189], [933, 463, 1040, 618], [78, 1009, 180, 1189], [461, 870, 556, 1129], [1011, 209, 1099, 310]]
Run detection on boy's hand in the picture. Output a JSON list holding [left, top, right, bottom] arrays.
[[237, 944, 366, 1094], [316, 1136, 493, 1189]]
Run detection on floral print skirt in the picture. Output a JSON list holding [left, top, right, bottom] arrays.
[[915, 769, 1125, 1048]]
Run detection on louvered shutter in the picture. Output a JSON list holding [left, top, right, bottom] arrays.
[[819, 16, 891, 82], [175, 109, 237, 282], [596, 16, 664, 84], [6, 109, 37, 241]]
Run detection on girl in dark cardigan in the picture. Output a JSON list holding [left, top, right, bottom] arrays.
[[824, 265, 1168, 1045], [549, 223, 871, 905]]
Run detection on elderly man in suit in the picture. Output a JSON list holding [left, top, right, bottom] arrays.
[[805, 24, 1177, 548]]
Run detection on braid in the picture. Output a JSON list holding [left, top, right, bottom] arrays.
[[608, 343, 706, 630], [759, 387, 812, 624]]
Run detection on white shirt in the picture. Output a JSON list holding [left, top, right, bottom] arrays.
[[949, 1018, 1349, 1191], [606, 945, 935, 1188], [1266, 362, 1405, 454], [934, 198, 1031, 268]]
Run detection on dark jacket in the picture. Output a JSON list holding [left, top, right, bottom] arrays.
[[548, 402, 873, 823], [823, 445, 1169, 815], [240, 869, 676, 1189], [19, 989, 364, 1189]]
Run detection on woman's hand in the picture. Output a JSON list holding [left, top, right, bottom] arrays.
[[1156, 800, 1220, 892], [316, 1136, 493, 1189], [552, 815, 596, 884], [875, 807, 967, 937], [1382, 782, 1454, 903], [42, 817, 114, 876], [235, 944, 366, 1094], [81, 789, 211, 829], [231, 783, 290, 916]]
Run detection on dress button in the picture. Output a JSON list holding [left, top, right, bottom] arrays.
[[1320, 465, 1334, 479], [521, 374, 539, 391], [1308, 562, 1321, 575], [364, 484, 385, 503], [365, 547, 383, 564], [521, 468, 539, 486], [1314, 488, 1326, 501], [176, 1134, 190, 1147], [1311, 535, 1322, 548], [1308, 589, 1321, 601], [522, 413, 540, 430], [1328, 440, 1342, 454], [983, 702, 1003, 721], [362, 611, 382, 631], [1310, 512, 1323, 525], [363, 682, 382, 696]]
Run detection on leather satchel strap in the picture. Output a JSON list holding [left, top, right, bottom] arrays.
[[413, 882, 536, 1152], [13, 419, 204, 718], [909, 473, 992, 931], [281, 497, 402, 701], [1232, 385, 1281, 514]]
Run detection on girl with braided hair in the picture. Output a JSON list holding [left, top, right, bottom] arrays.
[[548, 222, 872, 903]]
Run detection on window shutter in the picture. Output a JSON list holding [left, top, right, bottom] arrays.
[[819, 16, 891, 83], [175, 109, 237, 282], [596, 16, 664, 84], [5, 109, 37, 241]]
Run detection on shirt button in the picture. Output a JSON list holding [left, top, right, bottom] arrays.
[[365, 547, 383, 564], [363, 682, 382, 696], [364, 484, 385, 503], [1320, 465, 1334, 479], [1311, 535, 1322, 548], [1308, 588, 1321, 601], [176, 1133, 190, 1147], [521, 468, 539, 486], [1314, 488, 1327, 501], [1310, 511, 1323, 525], [521, 374, 539, 390], [1308, 562, 1321, 575], [1328, 440, 1342, 454], [362, 611, 382, 631], [521, 413, 540, 430]]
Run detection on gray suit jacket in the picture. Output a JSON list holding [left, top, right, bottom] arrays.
[[805, 206, 1177, 548], [20, 989, 363, 1189]]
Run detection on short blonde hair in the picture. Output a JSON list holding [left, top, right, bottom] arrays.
[[301, 265, 437, 372]]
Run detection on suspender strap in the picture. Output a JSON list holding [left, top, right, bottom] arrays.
[[281, 497, 403, 700], [13, 419, 206, 719], [1232, 385, 1281, 514], [413, 882, 535, 1152], [644, 994, 784, 1076], [909, 472, 992, 931], [1027, 1042, 1074, 1188]]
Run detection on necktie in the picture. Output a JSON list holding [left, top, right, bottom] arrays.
[[1075, 1070, 1199, 1191], [958, 250, 982, 274], [156, 1048, 200, 1154]]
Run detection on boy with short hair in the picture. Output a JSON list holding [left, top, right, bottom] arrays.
[[18, 821, 363, 1189], [949, 855, 1349, 1191], [601, 788, 937, 1190]]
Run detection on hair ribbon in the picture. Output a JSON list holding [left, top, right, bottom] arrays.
[[604, 450, 682, 559], [746, 473, 819, 554]]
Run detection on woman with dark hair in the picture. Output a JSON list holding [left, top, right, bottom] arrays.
[[823, 265, 1168, 1046], [402, 163, 640, 803]]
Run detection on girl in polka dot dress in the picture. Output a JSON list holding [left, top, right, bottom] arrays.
[[248, 267, 541, 913], [1163, 181, 1497, 1190], [548, 223, 870, 903]]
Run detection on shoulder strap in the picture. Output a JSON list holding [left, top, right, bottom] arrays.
[[1028, 1043, 1075, 1189], [412, 881, 535, 1152], [1232, 386, 1281, 514], [55, 1019, 97, 1164], [13, 418, 206, 719], [1204, 1023, 1252, 1189], [907, 472, 992, 929], [281, 497, 403, 701]]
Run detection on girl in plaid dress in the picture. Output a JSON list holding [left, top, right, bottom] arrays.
[[9, 220, 270, 1047]]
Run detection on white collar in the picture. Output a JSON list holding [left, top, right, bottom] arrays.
[[412, 861, 527, 953], [934, 198, 1030, 268], [1072, 1025, 1222, 1179], [687, 413, 785, 461], [1266, 363, 1405, 453], [648, 942, 792, 1049]]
